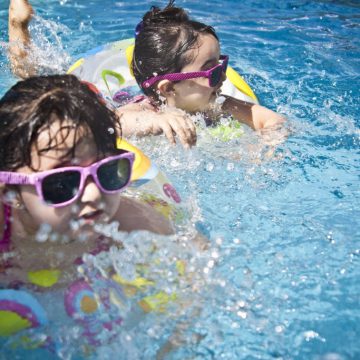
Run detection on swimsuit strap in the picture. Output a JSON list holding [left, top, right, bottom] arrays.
[[112, 91, 159, 111], [0, 204, 12, 252]]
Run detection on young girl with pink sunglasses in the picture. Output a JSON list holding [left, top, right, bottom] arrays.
[[0, 74, 180, 350]]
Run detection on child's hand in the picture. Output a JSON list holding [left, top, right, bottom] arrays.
[[8, 0, 35, 78], [9, 0, 33, 27], [118, 107, 197, 149], [152, 108, 197, 148]]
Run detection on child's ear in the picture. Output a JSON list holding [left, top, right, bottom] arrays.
[[2, 187, 24, 210], [157, 80, 175, 98]]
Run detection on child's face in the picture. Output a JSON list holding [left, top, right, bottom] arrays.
[[167, 34, 225, 113], [16, 120, 122, 241]]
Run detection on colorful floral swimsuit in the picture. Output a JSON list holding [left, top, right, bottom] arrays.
[[0, 204, 128, 350]]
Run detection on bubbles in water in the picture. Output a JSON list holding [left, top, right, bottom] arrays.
[[35, 223, 52, 242], [215, 95, 226, 105], [49, 232, 60, 242], [3, 190, 17, 203], [69, 219, 81, 232], [237, 310, 247, 319], [94, 221, 122, 241], [303, 330, 325, 342], [79, 22, 86, 31], [26, 15, 71, 74], [227, 162, 235, 171], [215, 238, 223, 246], [190, 112, 207, 128], [275, 324, 285, 333], [205, 162, 214, 172], [203, 266, 210, 274]]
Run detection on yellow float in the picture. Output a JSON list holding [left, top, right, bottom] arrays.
[[68, 38, 258, 105]]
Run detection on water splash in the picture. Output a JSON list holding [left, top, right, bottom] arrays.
[[15, 14, 72, 75]]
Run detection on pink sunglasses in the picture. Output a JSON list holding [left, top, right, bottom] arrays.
[[142, 55, 229, 89], [0, 153, 134, 208]]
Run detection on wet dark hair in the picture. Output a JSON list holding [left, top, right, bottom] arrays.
[[0, 74, 122, 171], [132, 0, 218, 100]]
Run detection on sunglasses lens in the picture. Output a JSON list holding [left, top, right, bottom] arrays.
[[42, 171, 81, 205], [210, 66, 222, 87], [97, 158, 131, 191]]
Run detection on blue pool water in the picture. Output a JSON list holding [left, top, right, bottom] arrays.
[[0, 1, 359, 359]]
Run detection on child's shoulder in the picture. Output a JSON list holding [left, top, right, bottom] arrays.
[[114, 196, 173, 234], [115, 94, 157, 113]]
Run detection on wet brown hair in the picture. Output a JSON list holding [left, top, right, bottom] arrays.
[[0, 74, 122, 171], [132, 0, 218, 100]]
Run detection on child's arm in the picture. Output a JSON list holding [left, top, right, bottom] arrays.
[[221, 95, 285, 130], [116, 104, 197, 149], [8, 0, 35, 78], [113, 196, 174, 235]]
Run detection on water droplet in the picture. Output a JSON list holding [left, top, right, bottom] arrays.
[[237, 310, 247, 319], [215, 95, 226, 105], [205, 162, 214, 172], [275, 325, 284, 333], [227, 162, 235, 171]]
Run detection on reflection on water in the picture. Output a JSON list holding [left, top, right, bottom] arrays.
[[0, 0, 359, 359]]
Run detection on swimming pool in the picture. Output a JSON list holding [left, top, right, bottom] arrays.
[[0, 0, 359, 359]]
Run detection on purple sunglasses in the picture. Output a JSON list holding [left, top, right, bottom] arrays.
[[142, 55, 229, 89], [0, 153, 134, 208]]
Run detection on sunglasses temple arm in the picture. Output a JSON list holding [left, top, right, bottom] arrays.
[[143, 72, 208, 88], [0, 172, 33, 185]]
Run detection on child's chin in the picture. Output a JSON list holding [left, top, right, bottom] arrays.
[[193, 102, 212, 113]]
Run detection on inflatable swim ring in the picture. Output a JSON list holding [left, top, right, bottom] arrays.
[[117, 137, 185, 224], [68, 38, 258, 105], [68, 38, 259, 142], [69, 40, 188, 223]]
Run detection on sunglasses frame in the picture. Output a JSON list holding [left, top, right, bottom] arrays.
[[142, 55, 229, 89], [0, 152, 135, 208]]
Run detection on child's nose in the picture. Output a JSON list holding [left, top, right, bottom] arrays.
[[80, 176, 102, 203]]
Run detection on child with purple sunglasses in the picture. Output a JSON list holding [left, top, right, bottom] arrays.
[[8, 0, 197, 149], [122, 0, 285, 138], [8, 0, 283, 150]]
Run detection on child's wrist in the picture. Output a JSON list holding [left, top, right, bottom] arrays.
[[9, 16, 31, 29]]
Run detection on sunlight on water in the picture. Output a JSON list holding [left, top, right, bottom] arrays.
[[0, 0, 359, 359]]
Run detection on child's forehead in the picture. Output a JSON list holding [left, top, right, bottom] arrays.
[[183, 34, 220, 69], [33, 120, 95, 162], [196, 34, 220, 55]]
